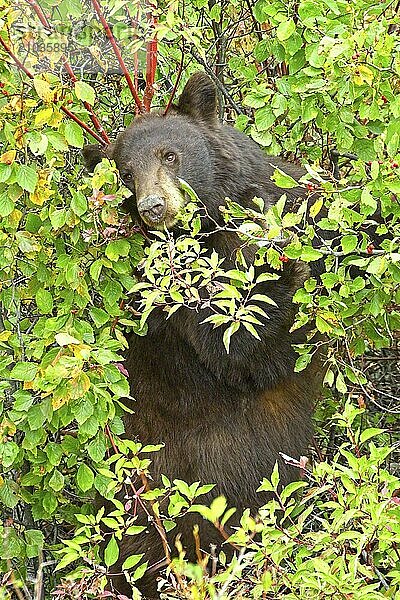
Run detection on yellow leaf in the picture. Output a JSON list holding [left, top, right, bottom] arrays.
[[354, 65, 374, 86], [34, 77, 53, 102], [69, 371, 91, 399], [73, 344, 91, 360], [29, 169, 54, 206], [49, 110, 63, 128], [52, 383, 70, 409], [8, 210, 23, 227], [310, 198, 323, 218], [55, 332, 81, 346], [0, 331, 11, 342], [35, 107, 53, 127], [0, 150, 16, 164]]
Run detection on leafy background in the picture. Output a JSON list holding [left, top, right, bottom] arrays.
[[0, 0, 399, 598]]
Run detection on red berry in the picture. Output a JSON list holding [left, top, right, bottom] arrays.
[[279, 254, 289, 263], [381, 95, 388, 103], [391, 162, 398, 168], [366, 244, 374, 254]]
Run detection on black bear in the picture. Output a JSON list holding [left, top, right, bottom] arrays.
[[83, 72, 322, 598]]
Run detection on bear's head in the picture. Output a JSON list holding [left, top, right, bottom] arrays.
[[83, 73, 222, 230]]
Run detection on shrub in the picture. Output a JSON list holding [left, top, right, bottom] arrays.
[[0, 0, 399, 598]]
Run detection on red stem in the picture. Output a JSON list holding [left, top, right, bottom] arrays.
[[60, 105, 107, 144], [0, 36, 106, 145], [62, 59, 110, 143], [143, 5, 158, 112], [90, 0, 144, 113], [26, 0, 51, 29], [125, 6, 141, 115]]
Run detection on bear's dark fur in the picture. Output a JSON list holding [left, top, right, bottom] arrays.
[[83, 73, 322, 599]]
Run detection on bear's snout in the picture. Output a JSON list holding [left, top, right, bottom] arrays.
[[137, 195, 166, 225]]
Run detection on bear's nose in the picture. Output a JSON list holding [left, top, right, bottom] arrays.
[[137, 195, 166, 224]]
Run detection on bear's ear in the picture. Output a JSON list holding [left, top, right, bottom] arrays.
[[82, 143, 114, 173], [177, 72, 217, 124]]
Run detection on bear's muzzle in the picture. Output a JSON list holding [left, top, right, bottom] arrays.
[[137, 195, 166, 225]]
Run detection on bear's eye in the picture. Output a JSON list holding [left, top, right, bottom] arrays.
[[164, 152, 176, 164], [122, 173, 132, 182]]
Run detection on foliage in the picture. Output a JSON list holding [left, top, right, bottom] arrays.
[[0, 0, 399, 598]]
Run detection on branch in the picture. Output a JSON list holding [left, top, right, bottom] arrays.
[[125, 5, 141, 114], [90, 0, 144, 113], [104, 424, 171, 564], [164, 41, 185, 115], [143, 2, 158, 111], [190, 48, 245, 115], [0, 36, 107, 145]]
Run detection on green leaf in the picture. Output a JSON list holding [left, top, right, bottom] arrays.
[[341, 234, 358, 253], [33, 77, 53, 102], [24, 530, 45, 559], [65, 122, 84, 148], [300, 246, 323, 262], [48, 469, 64, 492], [209, 496, 227, 522], [0, 192, 14, 217], [74, 81, 96, 105], [271, 168, 299, 189], [35, 288, 54, 314], [125, 526, 146, 535], [1, 442, 19, 468], [76, 463, 94, 492], [42, 491, 57, 514], [47, 131, 69, 152], [55, 332, 80, 346], [89, 307, 110, 328], [87, 432, 107, 462], [294, 353, 312, 372], [10, 362, 38, 381], [0, 480, 18, 508], [223, 322, 240, 353], [104, 535, 119, 567], [360, 428, 385, 444], [277, 19, 296, 41], [255, 106, 275, 131], [0, 163, 12, 183], [131, 561, 149, 581], [15, 164, 38, 193], [71, 190, 87, 216], [121, 553, 144, 570], [46, 443, 63, 466], [105, 239, 131, 261]]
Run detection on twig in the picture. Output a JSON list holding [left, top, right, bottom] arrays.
[[190, 49, 244, 115], [6, 561, 27, 600], [90, 0, 144, 113], [163, 41, 185, 115], [104, 424, 171, 565]]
